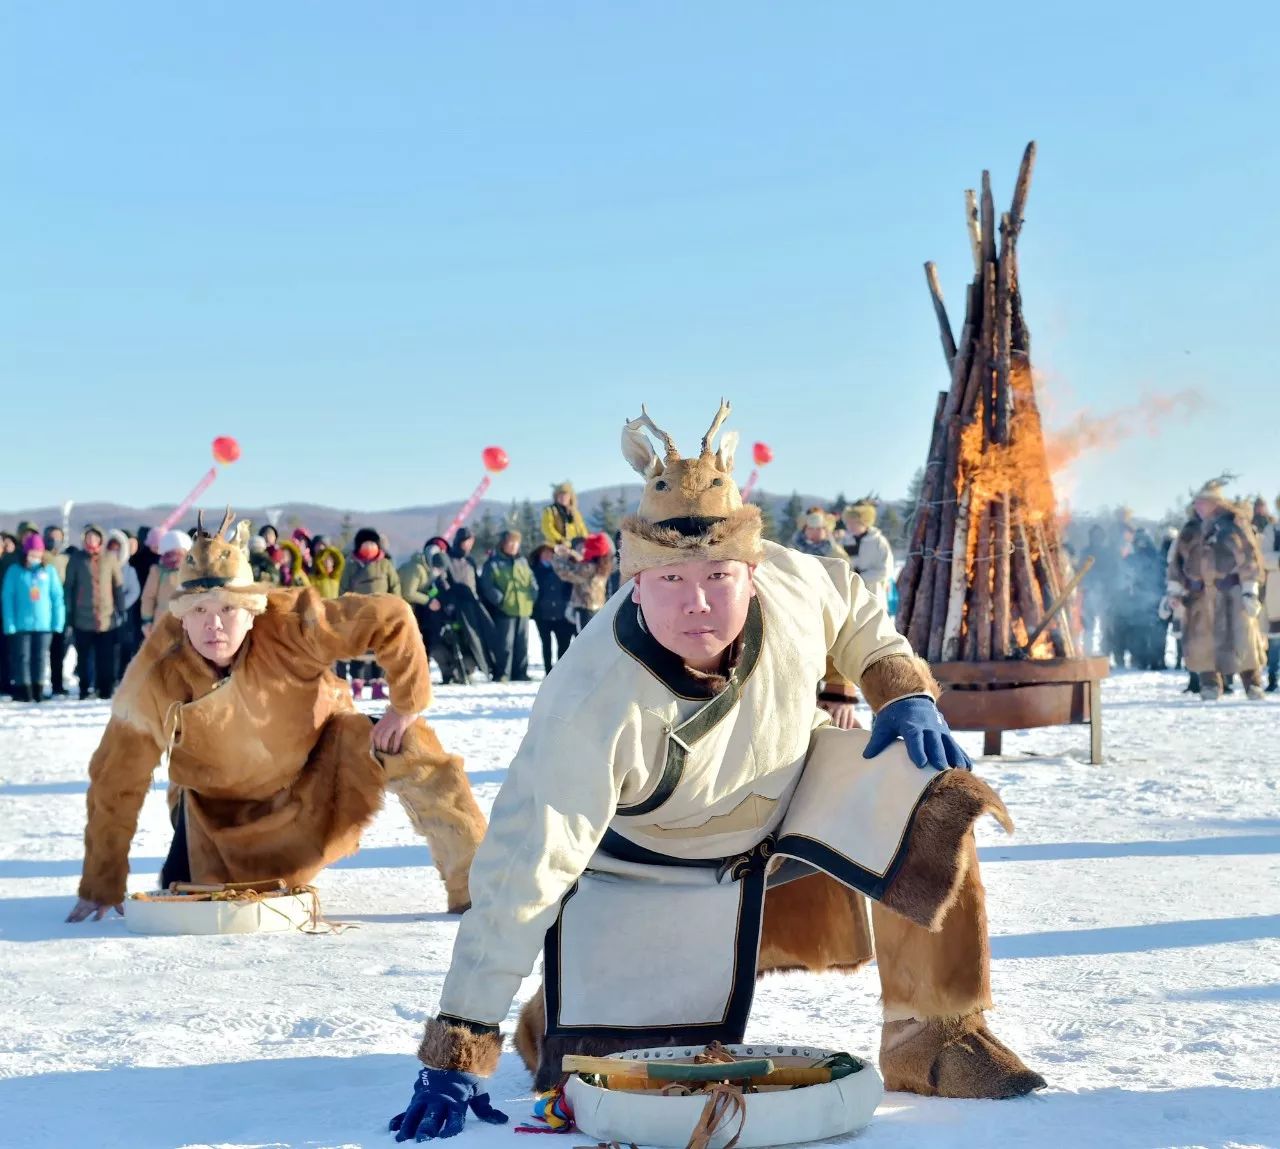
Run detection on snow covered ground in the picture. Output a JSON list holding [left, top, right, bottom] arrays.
[[1, 669, 1277, 1148]]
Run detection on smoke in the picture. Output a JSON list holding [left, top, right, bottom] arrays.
[[1043, 389, 1206, 474]]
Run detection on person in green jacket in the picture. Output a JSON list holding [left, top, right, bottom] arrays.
[[479, 530, 536, 682]]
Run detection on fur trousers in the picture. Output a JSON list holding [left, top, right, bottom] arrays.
[[170, 713, 485, 913], [516, 835, 991, 1090]]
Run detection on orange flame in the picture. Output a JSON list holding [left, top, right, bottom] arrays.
[[1044, 390, 1204, 473]]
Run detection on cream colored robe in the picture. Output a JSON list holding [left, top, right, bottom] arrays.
[[439, 541, 914, 1027]]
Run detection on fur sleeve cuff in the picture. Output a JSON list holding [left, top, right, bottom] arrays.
[[417, 1015, 503, 1076], [880, 770, 1013, 931], [861, 654, 940, 711]]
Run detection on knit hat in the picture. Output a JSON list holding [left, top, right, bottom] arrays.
[[354, 527, 381, 550], [17, 520, 39, 539], [618, 399, 763, 581], [843, 501, 877, 528], [169, 508, 274, 617], [23, 533, 45, 555], [160, 529, 193, 554], [582, 533, 613, 562]]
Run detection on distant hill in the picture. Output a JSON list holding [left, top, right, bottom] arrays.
[[3, 487, 842, 557]]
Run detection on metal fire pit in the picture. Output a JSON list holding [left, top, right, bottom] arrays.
[[931, 657, 1110, 764]]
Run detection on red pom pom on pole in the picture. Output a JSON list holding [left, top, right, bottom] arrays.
[[752, 441, 773, 466], [482, 446, 510, 473], [212, 436, 241, 465]]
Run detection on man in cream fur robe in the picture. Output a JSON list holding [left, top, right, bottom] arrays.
[[389, 403, 1043, 1143]]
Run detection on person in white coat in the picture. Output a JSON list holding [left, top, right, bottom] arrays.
[[842, 500, 894, 607], [386, 402, 1043, 1143]]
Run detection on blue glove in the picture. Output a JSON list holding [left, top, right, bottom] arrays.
[[389, 1068, 508, 1142], [863, 695, 972, 770]]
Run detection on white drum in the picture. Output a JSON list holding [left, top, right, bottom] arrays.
[[125, 889, 317, 936], [564, 1044, 883, 1149]]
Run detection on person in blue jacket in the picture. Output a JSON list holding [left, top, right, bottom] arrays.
[[2, 533, 66, 703]]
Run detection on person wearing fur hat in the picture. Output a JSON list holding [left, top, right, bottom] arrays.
[[63, 525, 125, 701], [389, 403, 1041, 1143], [341, 528, 401, 700], [1255, 495, 1280, 692], [842, 500, 895, 607], [1167, 480, 1268, 701], [2, 533, 66, 702], [66, 508, 487, 926], [276, 537, 312, 590], [541, 482, 589, 548], [140, 531, 193, 637], [793, 508, 848, 560]]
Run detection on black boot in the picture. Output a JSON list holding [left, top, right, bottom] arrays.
[[1183, 672, 1200, 695], [1267, 670, 1278, 694], [11, 684, 30, 703], [30, 684, 43, 703]]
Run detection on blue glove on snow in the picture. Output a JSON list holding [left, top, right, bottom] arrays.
[[389, 1068, 508, 1142], [863, 695, 972, 770]]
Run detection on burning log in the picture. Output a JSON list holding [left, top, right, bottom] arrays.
[[896, 141, 1087, 667]]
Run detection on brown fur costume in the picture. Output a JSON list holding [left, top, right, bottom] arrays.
[[1168, 505, 1265, 675], [79, 587, 485, 911]]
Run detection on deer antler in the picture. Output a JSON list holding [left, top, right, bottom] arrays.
[[630, 404, 680, 460], [700, 398, 732, 456], [217, 506, 236, 540], [196, 509, 206, 537]]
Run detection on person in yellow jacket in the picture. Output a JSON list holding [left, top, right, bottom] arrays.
[[311, 542, 345, 600], [540, 481, 589, 547]]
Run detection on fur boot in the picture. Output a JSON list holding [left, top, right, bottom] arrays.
[[879, 1011, 1045, 1099], [377, 719, 486, 913]]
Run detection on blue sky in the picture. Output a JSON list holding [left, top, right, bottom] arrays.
[[3, 2, 1277, 518]]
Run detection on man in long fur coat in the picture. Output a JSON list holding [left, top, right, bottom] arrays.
[[66, 509, 486, 924], [388, 403, 1042, 1144]]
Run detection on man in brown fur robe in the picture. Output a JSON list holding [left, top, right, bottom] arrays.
[[1168, 480, 1267, 701], [66, 510, 486, 924]]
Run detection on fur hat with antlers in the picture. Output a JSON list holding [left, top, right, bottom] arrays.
[[618, 399, 764, 581], [168, 507, 275, 618]]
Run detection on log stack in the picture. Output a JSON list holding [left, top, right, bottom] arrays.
[[896, 142, 1077, 663]]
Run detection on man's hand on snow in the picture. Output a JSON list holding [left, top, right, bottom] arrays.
[[817, 697, 863, 731], [373, 708, 416, 754], [66, 898, 123, 923], [863, 695, 972, 770], [389, 1067, 508, 1142]]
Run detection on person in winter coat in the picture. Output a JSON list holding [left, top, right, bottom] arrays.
[[276, 538, 312, 589], [42, 525, 71, 697], [1259, 496, 1280, 692], [107, 530, 143, 678], [65, 508, 486, 924], [390, 403, 1040, 1143], [141, 531, 193, 636], [793, 509, 848, 559], [1118, 529, 1168, 670], [479, 530, 536, 682], [63, 526, 125, 701], [541, 481, 589, 548], [842, 501, 895, 607], [248, 535, 282, 586], [552, 532, 615, 633], [341, 528, 402, 700], [2, 534, 66, 701], [1167, 481, 1267, 701], [530, 544, 575, 672], [0, 522, 40, 696], [312, 543, 345, 600]]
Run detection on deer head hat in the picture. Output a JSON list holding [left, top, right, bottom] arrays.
[[168, 507, 274, 618], [618, 399, 764, 581]]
